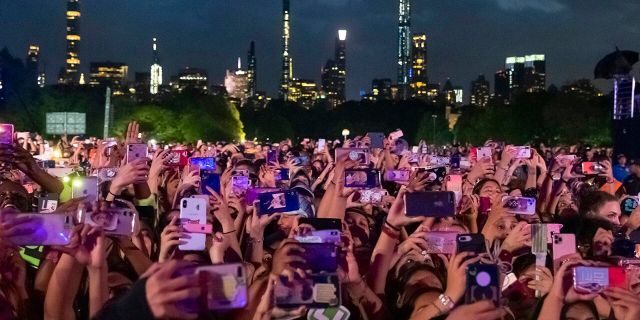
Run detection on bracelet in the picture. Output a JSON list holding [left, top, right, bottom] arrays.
[[384, 220, 400, 231], [382, 227, 399, 240], [222, 229, 236, 235], [108, 190, 119, 198], [436, 294, 455, 313]]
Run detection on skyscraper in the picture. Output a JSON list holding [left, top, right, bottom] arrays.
[[493, 70, 509, 104], [88, 62, 128, 91], [225, 58, 249, 105], [524, 54, 546, 92], [470, 75, 490, 107], [289, 79, 319, 109], [62, 0, 81, 85], [150, 38, 163, 95], [505, 56, 525, 97], [372, 78, 392, 100], [321, 30, 347, 108], [26, 45, 40, 87], [247, 41, 257, 97], [410, 33, 427, 98], [280, 0, 292, 99], [397, 0, 411, 100]]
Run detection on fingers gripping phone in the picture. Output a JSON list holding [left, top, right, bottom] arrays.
[[80, 208, 138, 236], [179, 198, 207, 251], [465, 263, 500, 305], [198, 263, 248, 310], [8, 213, 73, 246]]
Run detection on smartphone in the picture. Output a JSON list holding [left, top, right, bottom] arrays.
[[514, 146, 532, 159], [621, 196, 639, 216], [334, 148, 370, 165], [450, 153, 461, 170], [245, 187, 280, 204], [424, 232, 457, 254], [257, 190, 300, 215], [7, 213, 73, 246], [82, 208, 137, 236], [294, 156, 310, 166], [231, 175, 250, 197], [501, 196, 536, 215], [298, 218, 341, 231], [267, 150, 278, 164], [197, 263, 248, 310], [295, 230, 341, 244], [275, 168, 290, 181], [0, 124, 14, 145], [274, 273, 341, 309], [555, 154, 577, 165], [552, 234, 576, 272], [189, 157, 216, 171], [389, 129, 404, 141], [384, 170, 410, 182], [404, 191, 455, 217], [317, 139, 326, 152], [200, 170, 221, 195], [36, 193, 59, 213], [168, 149, 189, 167], [179, 198, 207, 251], [465, 264, 500, 305], [358, 189, 388, 204], [126, 143, 148, 163], [573, 266, 627, 294], [293, 243, 338, 273], [476, 147, 492, 160], [367, 132, 385, 149], [445, 175, 462, 193], [581, 162, 605, 175], [71, 176, 99, 201], [413, 166, 447, 184], [344, 169, 380, 188], [479, 197, 492, 214], [456, 234, 486, 255]]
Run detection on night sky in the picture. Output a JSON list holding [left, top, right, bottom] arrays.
[[1, 0, 639, 101]]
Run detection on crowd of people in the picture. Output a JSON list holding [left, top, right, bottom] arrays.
[[1, 121, 640, 320]]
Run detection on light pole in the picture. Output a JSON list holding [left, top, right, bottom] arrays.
[[342, 129, 350, 142], [431, 114, 437, 144]]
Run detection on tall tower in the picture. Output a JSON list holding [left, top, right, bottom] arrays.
[[410, 33, 427, 98], [150, 37, 163, 94], [63, 0, 81, 85], [397, 0, 411, 100], [335, 29, 347, 104], [280, 0, 292, 99], [247, 41, 257, 97], [26, 45, 40, 86]]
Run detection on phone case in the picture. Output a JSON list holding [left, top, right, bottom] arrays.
[[0, 124, 14, 144], [231, 175, 251, 196], [274, 273, 341, 309], [275, 168, 290, 181], [465, 264, 500, 305], [389, 130, 404, 141], [179, 198, 207, 251], [245, 187, 280, 204], [424, 232, 457, 254], [200, 170, 221, 195], [344, 169, 380, 188], [359, 189, 388, 204], [257, 190, 300, 215], [126, 143, 148, 163], [295, 230, 341, 244], [573, 266, 609, 294], [456, 234, 486, 254], [334, 148, 370, 165], [197, 263, 248, 310], [8, 213, 73, 246], [367, 132, 385, 149], [82, 208, 137, 236], [168, 149, 189, 167], [183, 224, 212, 234], [404, 191, 455, 217], [476, 147, 492, 160], [445, 174, 462, 192], [552, 234, 576, 272], [97, 167, 118, 183], [582, 162, 604, 175], [267, 150, 278, 163], [501, 196, 536, 215], [385, 170, 410, 182], [37, 193, 59, 213], [71, 176, 99, 201]]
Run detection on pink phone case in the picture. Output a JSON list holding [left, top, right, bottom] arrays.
[[553, 233, 576, 272], [424, 231, 457, 254], [126, 143, 148, 163]]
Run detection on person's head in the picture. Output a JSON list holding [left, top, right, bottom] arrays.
[[561, 301, 598, 320], [617, 154, 627, 166], [579, 191, 621, 225], [344, 208, 372, 247], [395, 285, 443, 320], [0, 180, 29, 212], [473, 178, 503, 206], [630, 162, 640, 176]]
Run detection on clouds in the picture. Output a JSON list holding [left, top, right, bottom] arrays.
[[491, 0, 566, 13]]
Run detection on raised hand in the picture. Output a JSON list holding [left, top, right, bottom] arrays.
[[158, 216, 185, 263], [110, 158, 150, 195], [144, 260, 201, 320]]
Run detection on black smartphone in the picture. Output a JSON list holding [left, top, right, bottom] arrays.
[[298, 218, 342, 231], [367, 132, 385, 149], [465, 264, 500, 305], [292, 243, 338, 273], [456, 233, 486, 255], [404, 191, 455, 217]]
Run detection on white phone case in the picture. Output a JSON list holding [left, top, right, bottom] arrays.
[[179, 198, 207, 251]]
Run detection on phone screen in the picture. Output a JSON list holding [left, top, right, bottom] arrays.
[[344, 169, 380, 188], [405, 191, 455, 217], [0, 124, 14, 145], [200, 170, 221, 195], [258, 190, 299, 215]]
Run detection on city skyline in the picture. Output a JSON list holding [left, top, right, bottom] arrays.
[[1, 1, 639, 100]]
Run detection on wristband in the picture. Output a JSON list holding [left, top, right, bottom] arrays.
[[222, 229, 236, 235], [381, 226, 400, 240], [385, 220, 400, 231], [108, 190, 119, 198]]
